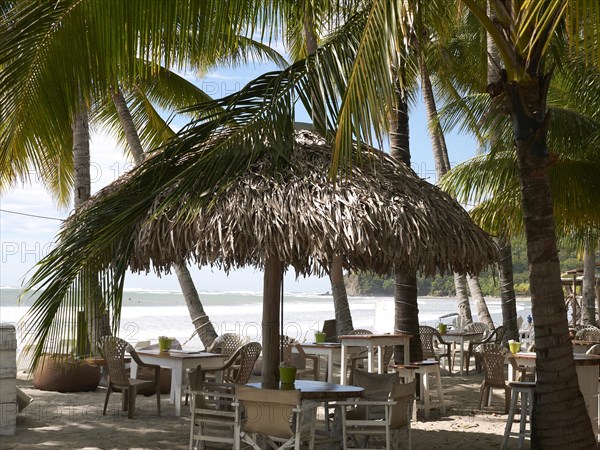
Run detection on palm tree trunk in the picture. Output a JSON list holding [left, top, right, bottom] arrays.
[[420, 58, 479, 326], [453, 274, 472, 327], [112, 88, 218, 348], [73, 107, 110, 355], [394, 272, 422, 362], [390, 71, 421, 361], [302, 16, 354, 336], [496, 235, 519, 343], [467, 276, 493, 328], [330, 255, 354, 336], [581, 243, 597, 326], [174, 263, 218, 346], [486, 11, 518, 343], [507, 77, 595, 449]]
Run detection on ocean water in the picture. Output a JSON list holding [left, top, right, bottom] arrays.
[[0, 287, 532, 350]]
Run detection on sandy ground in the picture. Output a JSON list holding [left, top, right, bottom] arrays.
[[1, 369, 526, 450]]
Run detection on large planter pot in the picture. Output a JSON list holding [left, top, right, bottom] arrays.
[[279, 366, 297, 384], [33, 354, 100, 392]]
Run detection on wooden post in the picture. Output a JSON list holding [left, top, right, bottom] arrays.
[[262, 254, 282, 384]]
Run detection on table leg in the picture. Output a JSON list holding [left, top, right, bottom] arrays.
[[459, 338, 464, 375], [377, 346, 384, 374], [172, 360, 183, 417], [327, 353, 333, 383], [367, 344, 374, 373], [340, 345, 348, 385]]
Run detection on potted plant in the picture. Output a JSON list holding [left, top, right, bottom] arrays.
[[279, 361, 297, 384]]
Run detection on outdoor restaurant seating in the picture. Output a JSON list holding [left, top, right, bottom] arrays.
[[97, 336, 161, 419], [451, 322, 489, 373], [467, 325, 506, 374], [344, 329, 373, 384], [419, 326, 453, 374], [339, 369, 416, 450], [478, 343, 510, 413], [234, 385, 317, 450], [280, 335, 320, 380], [196, 341, 262, 386]]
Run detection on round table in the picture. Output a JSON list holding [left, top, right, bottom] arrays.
[[246, 380, 364, 401]]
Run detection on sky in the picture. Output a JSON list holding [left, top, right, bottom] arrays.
[[0, 60, 479, 294]]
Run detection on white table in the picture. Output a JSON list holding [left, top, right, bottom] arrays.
[[338, 333, 411, 385], [509, 352, 600, 438], [131, 349, 228, 416], [293, 343, 341, 382], [441, 330, 483, 375]]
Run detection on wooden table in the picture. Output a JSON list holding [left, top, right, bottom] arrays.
[[509, 352, 600, 438], [572, 340, 600, 354], [293, 343, 341, 382], [246, 380, 363, 401], [338, 333, 411, 385], [441, 330, 483, 375], [131, 349, 228, 416]]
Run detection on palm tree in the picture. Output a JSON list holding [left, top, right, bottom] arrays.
[[0, 0, 286, 355], [439, 51, 600, 447]]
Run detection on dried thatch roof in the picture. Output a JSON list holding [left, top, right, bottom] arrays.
[[125, 130, 497, 276]]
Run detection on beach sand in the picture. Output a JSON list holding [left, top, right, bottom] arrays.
[[2, 369, 525, 450]]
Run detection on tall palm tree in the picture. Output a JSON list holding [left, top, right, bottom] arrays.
[[439, 51, 600, 447]]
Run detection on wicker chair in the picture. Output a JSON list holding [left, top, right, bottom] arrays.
[[97, 336, 161, 419], [478, 343, 510, 413], [575, 327, 600, 342], [468, 325, 506, 374], [452, 322, 489, 373], [344, 329, 373, 384], [418, 326, 453, 374]]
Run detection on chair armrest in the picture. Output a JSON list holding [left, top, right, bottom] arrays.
[[129, 349, 161, 370]]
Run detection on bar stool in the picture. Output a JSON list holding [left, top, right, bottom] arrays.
[[501, 381, 535, 449], [390, 360, 446, 419]]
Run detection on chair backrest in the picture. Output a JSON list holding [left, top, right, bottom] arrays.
[[389, 380, 416, 429], [418, 326, 438, 360], [479, 343, 506, 388], [348, 329, 373, 336], [576, 327, 600, 342], [492, 326, 506, 344], [97, 336, 129, 387], [231, 342, 262, 384], [236, 385, 300, 439], [353, 369, 398, 401], [322, 319, 338, 342], [464, 322, 489, 337], [280, 335, 308, 370]]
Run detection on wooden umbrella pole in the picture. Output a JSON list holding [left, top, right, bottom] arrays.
[[262, 253, 282, 385]]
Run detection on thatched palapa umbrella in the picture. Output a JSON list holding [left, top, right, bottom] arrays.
[[122, 130, 497, 384]]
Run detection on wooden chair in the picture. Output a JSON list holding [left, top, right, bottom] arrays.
[[188, 383, 237, 450], [97, 336, 161, 419], [418, 326, 453, 374], [478, 343, 510, 413], [280, 335, 320, 380], [339, 370, 416, 450], [234, 385, 317, 450]]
